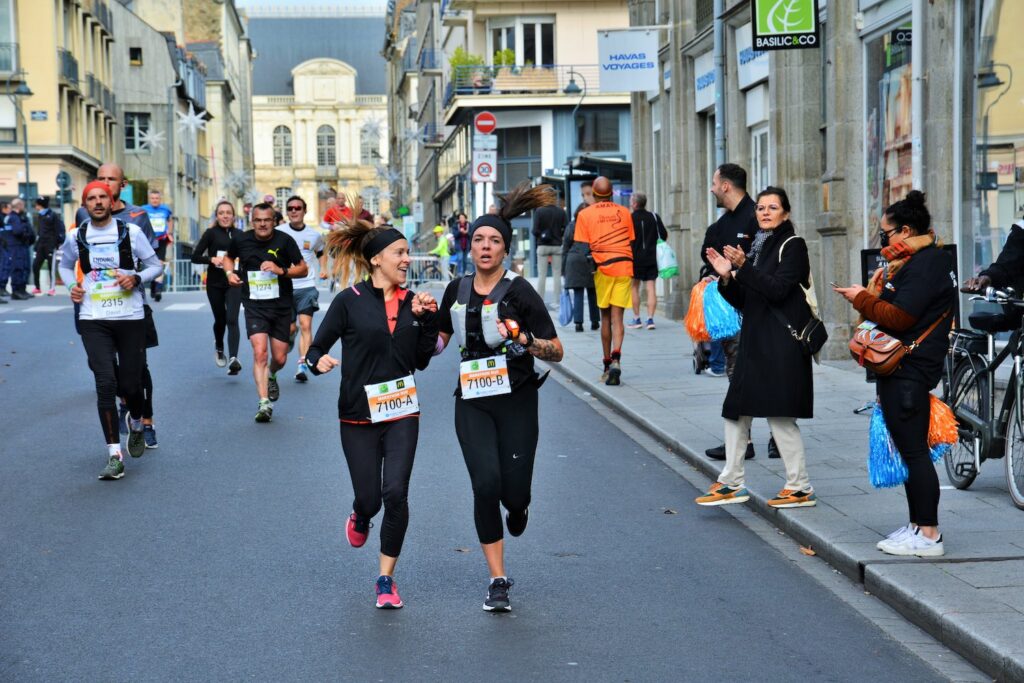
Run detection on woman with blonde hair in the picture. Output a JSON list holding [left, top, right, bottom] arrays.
[[305, 216, 440, 609]]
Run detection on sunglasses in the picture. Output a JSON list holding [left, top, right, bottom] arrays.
[[286, 206, 304, 212]]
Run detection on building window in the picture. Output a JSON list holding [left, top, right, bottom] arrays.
[[317, 125, 336, 167], [495, 126, 542, 193], [129, 47, 143, 66], [575, 110, 619, 152], [360, 127, 379, 165], [273, 125, 292, 166], [865, 24, 913, 247], [124, 112, 150, 151], [488, 17, 554, 66], [750, 124, 770, 195], [275, 187, 291, 209]]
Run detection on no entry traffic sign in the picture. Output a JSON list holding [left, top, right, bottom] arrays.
[[474, 111, 497, 135]]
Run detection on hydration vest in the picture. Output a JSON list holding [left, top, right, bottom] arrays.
[[76, 220, 134, 274], [450, 271, 519, 360]]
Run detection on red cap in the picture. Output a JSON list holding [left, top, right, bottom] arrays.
[[81, 181, 114, 205]]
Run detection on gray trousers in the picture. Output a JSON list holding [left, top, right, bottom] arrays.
[[535, 244, 562, 301]]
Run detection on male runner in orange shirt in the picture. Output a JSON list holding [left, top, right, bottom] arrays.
[[573, 176, 634, 386]]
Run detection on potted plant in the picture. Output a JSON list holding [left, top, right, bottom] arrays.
[[449, 47, 489, 93]]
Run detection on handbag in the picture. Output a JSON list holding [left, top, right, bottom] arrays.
[[768, 236, 828, 357], [848, 309, 950, 376], [558, 287, 573, 327]]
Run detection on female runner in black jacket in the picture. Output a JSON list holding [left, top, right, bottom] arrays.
[[191, 200, 243, 373], [435, 182, 564, 612], [306, 217, 439, 609]]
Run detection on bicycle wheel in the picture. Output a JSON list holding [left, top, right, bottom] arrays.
[[1005, 397, 1024, 510], [945, 357, 988, 489]]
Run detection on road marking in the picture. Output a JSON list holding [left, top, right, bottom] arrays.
[[22, 305, 71, 312], [3, 319, 26, 324], [162, 303, 206, 311]]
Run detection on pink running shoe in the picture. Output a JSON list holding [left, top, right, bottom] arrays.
[[345, 512, 369, 548], [46, 289, 56, 296], [31, 288, 41, 295], [375, 575, 403, 609]]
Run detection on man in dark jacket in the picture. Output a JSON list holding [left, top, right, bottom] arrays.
[[533, 200, 567, 302], [701, 164, 756, 377], [963, 220, 1024, 295], [627, 192, 668, 329], [0, 198, 33, 300], [32, 196, 65, 295]]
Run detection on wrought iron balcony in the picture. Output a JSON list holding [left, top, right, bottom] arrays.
[[58, 48, 79, 87], [443, 64, 604, 109]]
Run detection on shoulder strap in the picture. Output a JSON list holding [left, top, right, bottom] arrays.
[[908, 309, 952, 351], [456, 274, 474, 304], [777, 234, 820, 318], [456, 271, 519, 305]]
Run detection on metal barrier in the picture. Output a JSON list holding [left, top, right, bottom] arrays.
[[406, 254, 454, 287], [166, 258, 207, 292]]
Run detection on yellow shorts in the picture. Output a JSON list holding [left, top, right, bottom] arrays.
[[594, 271, 633, 309]]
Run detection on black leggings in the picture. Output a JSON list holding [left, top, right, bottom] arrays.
[[206, 285, 241, 357], [339, 418, 419, 558], [454, 386, 539, 544], [79, 319, 147, 445], [878, 377, 940, 527], [32, 246, 55, 289]]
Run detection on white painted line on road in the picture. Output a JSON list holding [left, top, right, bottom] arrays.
[[22, 305, 71, 312], [162, 303, 206, 311], [3, 319, 25, 324]]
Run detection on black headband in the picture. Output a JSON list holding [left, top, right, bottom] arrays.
[[470, 214, 512, 251], [363, 228, 405, 261]]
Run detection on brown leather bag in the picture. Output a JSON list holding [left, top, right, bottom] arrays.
[[849, 309, 950, 376]]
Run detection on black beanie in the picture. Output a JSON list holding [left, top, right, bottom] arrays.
[[469, 214, 512, 251]]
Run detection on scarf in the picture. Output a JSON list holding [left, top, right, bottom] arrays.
[[747, 229, 772, 266], [866, 232, 938, 297]]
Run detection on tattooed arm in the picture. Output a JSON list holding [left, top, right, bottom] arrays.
[[523, 335, 563, 362]]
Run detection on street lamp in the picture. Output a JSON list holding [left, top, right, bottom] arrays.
[[563, 69, 588, 196], [6, 69, 33, 215]]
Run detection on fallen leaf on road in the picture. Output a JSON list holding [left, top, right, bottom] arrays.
[[454, 547, 471, 553], [662, 508, 678, 515], [799, 546, 816, 556]]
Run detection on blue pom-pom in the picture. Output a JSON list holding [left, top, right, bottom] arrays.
[[930, 443, 949, 463], [703, 281, 742, 340], [868, 405, 909, 488]]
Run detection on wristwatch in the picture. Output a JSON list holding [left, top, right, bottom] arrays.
[[522, 330, 535, 348], [133, 274, 142, 287]]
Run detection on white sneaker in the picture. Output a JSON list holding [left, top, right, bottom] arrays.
[[876, 525, 915, 551], [879, 529, 945, 557]]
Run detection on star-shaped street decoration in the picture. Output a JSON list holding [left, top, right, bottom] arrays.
[[361, 118, 382, 140], [378, 189, 393, 202], [375, 164, 389, 180], [223, 171, 252, 199], [137, 128, 166, 151], [176, 102, 208, 136]]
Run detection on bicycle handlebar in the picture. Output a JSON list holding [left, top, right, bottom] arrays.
[[967, 286, 1024, 307]]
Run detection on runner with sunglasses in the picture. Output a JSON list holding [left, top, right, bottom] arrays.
[[281, 196, 327, 382]]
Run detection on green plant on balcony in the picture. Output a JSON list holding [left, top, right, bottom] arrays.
[[492, 48, 516, 74], [449, 47, 489, 91]]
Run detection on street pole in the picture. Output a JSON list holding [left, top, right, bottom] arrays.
[[7, 69, 32, 219], [713, 0, 726, 169]]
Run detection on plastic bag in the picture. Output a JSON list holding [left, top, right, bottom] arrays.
[[558, 288, 573, 327], [702, 281, 741, 340], [656, 239, 679, 279], [868, 404, 909, 488], [684, 280, 711, 342]]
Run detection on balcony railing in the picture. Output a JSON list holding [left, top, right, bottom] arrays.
[[58, 48, 79, 87], [102, 86, 115, 115], [421, 123, 445, 148], [444, 64, 606, 109], [0, 43, 18, 73], [85, 72, 99, 103], [418, 48, 442, 74]]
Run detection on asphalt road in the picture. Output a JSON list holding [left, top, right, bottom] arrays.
[[0, 290, 942, 682]]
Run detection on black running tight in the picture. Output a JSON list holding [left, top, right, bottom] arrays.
[[454, 386, 539, 544], [79, 319, 147, 444], [878, 377, 940, 527], [206, 285, 241, 357], [339, 418, 419, 558]]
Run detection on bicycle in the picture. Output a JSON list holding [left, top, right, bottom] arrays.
[[942, 286, 1024, 509]]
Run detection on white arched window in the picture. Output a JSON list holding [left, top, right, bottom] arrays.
[[273, 125, 292, 166], [317, 125, 336, 167], [360, 127, 380, 165]]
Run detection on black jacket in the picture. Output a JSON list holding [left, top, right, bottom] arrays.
[[877, 245, 957, 387], [306, 281, 439, 421], [631, 209, 668, 267], [700, 195, 756, 278], [718, 222, 814, 420], [34, 209, 65, 250], [561, 221, 594, 289], [191, 226, 241, 288], [532, 204, 567, 247], [980, 222, 1024, 295]]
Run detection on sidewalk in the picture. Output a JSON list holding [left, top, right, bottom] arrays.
[[543, 307, 1024, 681]]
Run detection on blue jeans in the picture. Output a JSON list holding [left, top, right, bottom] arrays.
[[708, 340, 726, 373]]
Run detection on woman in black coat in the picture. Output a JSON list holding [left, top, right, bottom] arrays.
[[562, 214, 599, 332], [696, 186, 817, 509]]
